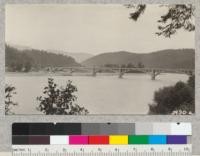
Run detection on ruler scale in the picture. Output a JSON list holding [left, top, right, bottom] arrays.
[[12, 145, 192, 156], [12, 123, 192, 156]]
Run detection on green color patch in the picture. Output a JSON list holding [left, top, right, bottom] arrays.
[[128, 135, 149, 144]]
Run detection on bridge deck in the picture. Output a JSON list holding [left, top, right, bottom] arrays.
[[46, 66, 194, 74]]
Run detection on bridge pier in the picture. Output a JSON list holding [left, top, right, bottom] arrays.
[[151, 71, 156, 80], [119, 67, 125, 78], [188, 70, 194, 76], [151, 70, 160, 80], [70, 68, 73, 75], [92, 67, 97, 76]]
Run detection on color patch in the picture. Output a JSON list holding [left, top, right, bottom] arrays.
[[116, 123, 135, 135], [98, 124, 121, 135], [135, 123, 153, 135], [81, 123, 101, 135], [12, 136, 29, 145], [50, 135, 69, 145], [167, 135, 187, 144], [88, 136, 109, 144], [128, 135, 148, 144], [29, 136, 50, 145], [149, 135, 167, 144], [53, 123, 82, 135], [12, 123, 30, 135], [153, 123, 171, 135], [69, 135, 88, 144], [170, 123, 192, 135], [109, 135, 128, 144]]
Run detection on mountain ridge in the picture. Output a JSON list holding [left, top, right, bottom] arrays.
[[47, 49, 93, 63], [6, 43, 94, 63], [82, 49, 195, 69]]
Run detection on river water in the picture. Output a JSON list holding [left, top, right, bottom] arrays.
[[5, 73, 188, 115]]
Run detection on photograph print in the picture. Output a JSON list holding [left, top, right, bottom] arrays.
[[5, 4, 195, 115]]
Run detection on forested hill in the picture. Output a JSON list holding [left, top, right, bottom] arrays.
[[5, 45, 80, 72], [82, 49, 195, 69]]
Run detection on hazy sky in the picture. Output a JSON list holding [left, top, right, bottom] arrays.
[[6, 4, 195, 54]]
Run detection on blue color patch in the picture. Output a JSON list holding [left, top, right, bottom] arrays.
[[149, 135, 167, 144]]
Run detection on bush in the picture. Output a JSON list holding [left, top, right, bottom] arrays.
[[149, 75, 195, 115], [37, 78, 89, 115], [5, 84, 18, 115]]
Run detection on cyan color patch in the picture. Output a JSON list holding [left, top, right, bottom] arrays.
[[149, 135, 167, 144]]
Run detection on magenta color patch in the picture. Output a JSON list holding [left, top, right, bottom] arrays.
[[69, 135, 88, 144]]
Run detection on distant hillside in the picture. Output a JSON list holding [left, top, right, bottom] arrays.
[[82, 49, 195, 69], [66, 52, 93, 63], [5, 45, 80, 72], [7, 43, 33, 51], [48, 50, 93, 63]]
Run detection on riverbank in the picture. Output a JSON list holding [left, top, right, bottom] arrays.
[[6, 71, 72, 77], [5, 71, 146, 77]]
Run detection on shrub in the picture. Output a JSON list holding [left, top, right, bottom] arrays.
[[37, 78, 89, 115], [149, 75, 195, 115], [5, 84, 18, 115]]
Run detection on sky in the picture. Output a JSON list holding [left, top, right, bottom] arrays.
[[5, 4, 195, 55]]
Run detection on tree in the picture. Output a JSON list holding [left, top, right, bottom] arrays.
[[137, 62, 145, 68], [5, 45, 33, 72], [37, 78, 89, 115], [148, 75, 195, 115], [172, 75, 195, 115], [24, 61, 32, 72], [5, 84, 18, 115], [187, 74, 195, 88], [127, 4, 195, 37], [127, 63, 135, 68], [16, 63, 23, 72]]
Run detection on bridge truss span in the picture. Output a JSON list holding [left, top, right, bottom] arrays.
[[45, 66, 194, 80]]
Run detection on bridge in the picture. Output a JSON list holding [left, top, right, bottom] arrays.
[[45, 66, 194, 80]]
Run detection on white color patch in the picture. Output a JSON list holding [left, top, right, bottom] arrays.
[[50, 136, 69, 145], [171, 123, 192, 135]]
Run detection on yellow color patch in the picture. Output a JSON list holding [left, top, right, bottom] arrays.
[[109, 135, 128, 144]]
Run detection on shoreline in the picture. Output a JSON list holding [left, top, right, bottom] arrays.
[[5, 71, 148, 77]]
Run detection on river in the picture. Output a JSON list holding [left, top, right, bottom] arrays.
[[5, 73, 188, 115]]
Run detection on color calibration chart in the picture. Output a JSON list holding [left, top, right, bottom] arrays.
[[12, 123, 192, 156]]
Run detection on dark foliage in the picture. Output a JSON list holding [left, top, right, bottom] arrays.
[[24, 49, 80, 68], [37, 78, 89, 115], [149, 75, 195, 115], [5, 84, 18, 115], [137, 62, 145, 68], [127, 4, 195, 37], [104, 62, 144, 68], [128, 5, 146, 21], [157, 5, 195, 37], [6, 45, 33, 72], [5, 44, 80, 72], [187, 74, 195, 88]]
